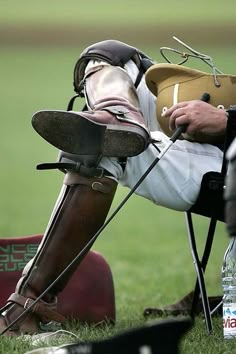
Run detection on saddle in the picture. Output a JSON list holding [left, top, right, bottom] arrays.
[[145, 63, 236, 143]]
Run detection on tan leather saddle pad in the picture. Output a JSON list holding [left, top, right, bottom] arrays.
[[145, 63, 236, 142]]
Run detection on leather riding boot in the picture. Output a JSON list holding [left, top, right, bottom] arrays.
[[32, 65, 150, 157], [0, 173, 117, 335]]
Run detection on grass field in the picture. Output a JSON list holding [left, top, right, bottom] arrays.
[[1, 2, 236, 353], [1, 0, 236, 26], [1, 0, 235, 48]]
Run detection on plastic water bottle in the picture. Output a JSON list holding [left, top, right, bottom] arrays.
[[222, 236, 236, 339]]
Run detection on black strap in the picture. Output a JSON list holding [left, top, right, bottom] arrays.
[[66, 94, 81, 111], [36, 162, 111, 179]]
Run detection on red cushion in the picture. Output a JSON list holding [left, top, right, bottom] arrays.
[[0, 235, 115, 324]]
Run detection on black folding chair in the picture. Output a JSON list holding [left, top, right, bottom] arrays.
[[186, 106, 236, 334]]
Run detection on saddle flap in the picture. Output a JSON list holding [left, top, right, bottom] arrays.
[[145, 63, 236, 142]]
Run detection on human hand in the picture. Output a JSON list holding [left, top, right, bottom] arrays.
[[161, 100, 227, 137]]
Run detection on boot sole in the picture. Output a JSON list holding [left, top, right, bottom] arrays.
[[32, 110, 149, 157]]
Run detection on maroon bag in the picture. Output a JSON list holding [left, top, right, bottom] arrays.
[[0, 234, 115, 324]]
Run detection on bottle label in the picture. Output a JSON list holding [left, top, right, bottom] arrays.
[[223, 303, 236, 338]]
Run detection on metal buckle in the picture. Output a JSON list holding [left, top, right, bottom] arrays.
[[24, 298, 32, 309]]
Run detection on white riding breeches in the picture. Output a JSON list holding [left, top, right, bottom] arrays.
[[86, 60, 223, 212]]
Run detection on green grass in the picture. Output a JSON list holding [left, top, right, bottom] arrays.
[[0, 45, 236, 353], [0, 0, 235, 26]]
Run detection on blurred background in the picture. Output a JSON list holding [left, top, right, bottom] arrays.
[[0, 0, 235, 298], [1, 0, 235, 235]]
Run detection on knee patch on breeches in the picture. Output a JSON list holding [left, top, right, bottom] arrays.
[[73, 39, 154, 95]]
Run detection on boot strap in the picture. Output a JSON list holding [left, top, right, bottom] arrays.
[[7, 293, 65, 323], [64, 172, 115, 194]]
